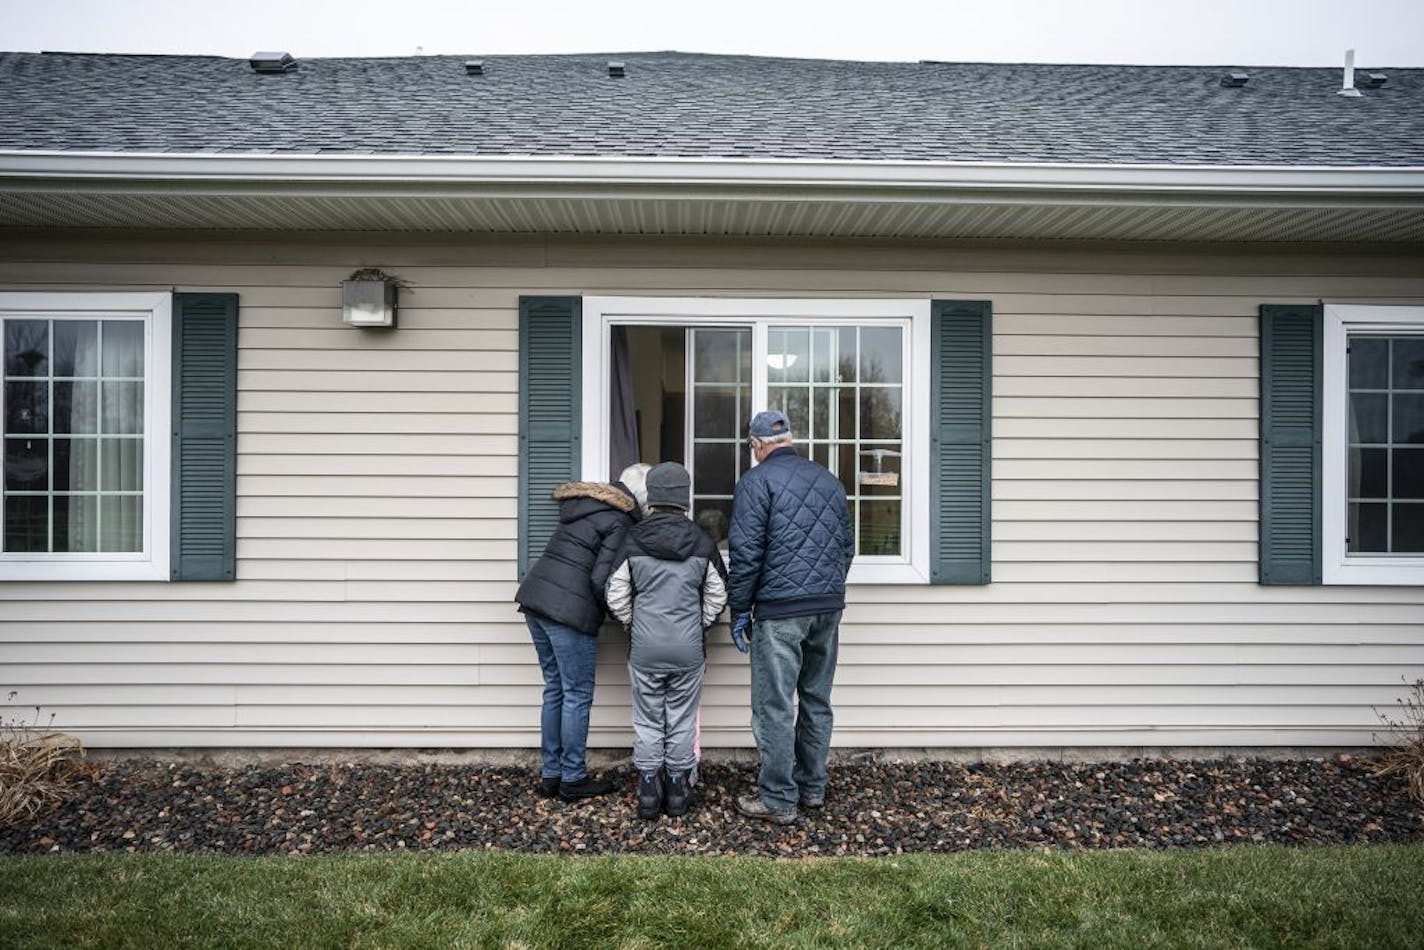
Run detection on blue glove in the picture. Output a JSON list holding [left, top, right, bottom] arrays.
[[730, 613, 751, 654]]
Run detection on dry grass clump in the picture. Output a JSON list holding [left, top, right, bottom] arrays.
[[0, 715, 89, 826], [1374, 678, 1424, 807]]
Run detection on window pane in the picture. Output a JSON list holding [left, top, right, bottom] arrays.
[[693, 386, 739, 439], [1348, 392, 1388, 444], [812, 328, 835, 383], [53, 321, 98, 377], [859, 387, 902, 440], [812, 387, 830, 440], [1393, 338, 1424, 390], [811, 442, 830, 468], [53, 495, 100, 553], [858, 445, 902, 496], [693, 499, 732, 547], [860, 327, 903, 384], [4, 438, 47, 491], [1349, 338, 1388, 389], [859, 499, 901, 556], [1394, 448, 1424, 500], [837, 327, 857, 383], [693, 441, 736, 497], [1394, 504, 1424, 553], [1347, 502, 1387, 553], [101, 381, 144, 434], [4, 381, 48, 434], [737, 442, 749, 482], [1394, 393, 1424, 444], [1349, 447, 1388, 498], [99, 495, 142, 552], [101, 321, 144, 377], [693, 330, 741, 384], [54, 438, 100, 492], [4, 320, 48, 377], [101, 438, 143, 492], [837, 387, 856, 440], [836, 442, 856, 497], [3, 494, 47, 551], [767, 328, 810, 383], [768, 385, 809, 436], [53, 381, 99, 434]]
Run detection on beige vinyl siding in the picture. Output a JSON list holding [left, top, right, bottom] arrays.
[[1, 236, 1422, 749]]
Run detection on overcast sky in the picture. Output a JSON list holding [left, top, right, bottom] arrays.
[[5, 0, 1422, 65]]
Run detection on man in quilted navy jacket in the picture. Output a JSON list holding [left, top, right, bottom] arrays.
[[727, 410, 855, 824]]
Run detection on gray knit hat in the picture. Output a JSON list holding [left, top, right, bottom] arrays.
[[645, 462, 691, 512]]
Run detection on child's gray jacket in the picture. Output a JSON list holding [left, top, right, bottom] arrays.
[[606, 513, 728, 672]]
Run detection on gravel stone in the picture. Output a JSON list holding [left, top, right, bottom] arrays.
[[2, 757, 1420, 856]]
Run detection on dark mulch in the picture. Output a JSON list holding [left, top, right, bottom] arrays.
[[3, 757, 1420, 857]]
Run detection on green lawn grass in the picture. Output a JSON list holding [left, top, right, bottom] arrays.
[[2, 845, 1422, 948]]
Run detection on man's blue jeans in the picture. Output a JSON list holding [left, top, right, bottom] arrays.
[[525, 612, 598, 783], [749, 610, 841, 812]]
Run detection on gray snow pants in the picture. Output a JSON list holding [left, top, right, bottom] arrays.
[[628, 662, 704, 777]]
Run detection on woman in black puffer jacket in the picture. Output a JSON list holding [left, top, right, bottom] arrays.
[[515, 479, 640, 801]]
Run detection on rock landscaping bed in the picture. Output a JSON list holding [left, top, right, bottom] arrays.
[[3, 756, 1420, 857]]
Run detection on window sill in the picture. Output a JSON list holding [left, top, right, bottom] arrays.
[[1323, 557, 1424, 586], [0, 559, 169, 582], [848, 561, 930, 585]]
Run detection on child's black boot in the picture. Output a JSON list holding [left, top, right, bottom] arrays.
[[636, 769, 664, 820], [664, 770, 691, 817]]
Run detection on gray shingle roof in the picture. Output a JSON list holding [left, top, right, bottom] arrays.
[[1, 50, 1421, 166]]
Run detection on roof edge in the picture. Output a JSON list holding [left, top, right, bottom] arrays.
[[3, 152, 1424, 198]]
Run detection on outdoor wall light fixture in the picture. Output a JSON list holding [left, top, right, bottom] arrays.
[[341, 268, 399, 328]]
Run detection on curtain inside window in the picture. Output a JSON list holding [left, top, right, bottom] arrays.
[[609, 324, 640, 479]]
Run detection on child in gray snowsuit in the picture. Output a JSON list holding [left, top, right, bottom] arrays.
[[605, 462, 727, 819]]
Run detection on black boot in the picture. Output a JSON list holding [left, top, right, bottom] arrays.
[[636, 769, 664, 820], [664, 770, 691, 817]]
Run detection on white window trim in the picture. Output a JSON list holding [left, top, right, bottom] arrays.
[[0, 291, 171, 581], [1322, 303, 1424, 586], [582, 296, 931, 584]]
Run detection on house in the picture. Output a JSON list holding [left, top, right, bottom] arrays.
[[0, 50, 1421, 753]]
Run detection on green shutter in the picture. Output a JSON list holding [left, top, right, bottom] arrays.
[[931, 300, 992, 584], [170, 292, 238, 581], [1259, 304, 1322, 585], [519, 296, 582, 580]]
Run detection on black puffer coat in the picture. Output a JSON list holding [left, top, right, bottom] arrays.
[[515, 481, 638, 634]]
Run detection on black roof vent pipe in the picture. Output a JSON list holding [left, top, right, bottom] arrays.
[[607, 60, 626, 78]]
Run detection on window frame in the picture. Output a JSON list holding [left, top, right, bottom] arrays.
[[0, 291, 171, 581], [582, 296, 932, 584], [1322, 302, 1424, 585]]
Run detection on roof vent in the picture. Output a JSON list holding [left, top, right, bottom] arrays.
[[465, 59, 485, 76], [249, 51, 297, 74], [1338, 48, 1362, 97], [1360, 71, 1387, 88], [607, 60, 626, 78], [1220, 71, 1249, 87]]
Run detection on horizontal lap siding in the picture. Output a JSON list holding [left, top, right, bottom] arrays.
[[1, 240, 1422, 748]]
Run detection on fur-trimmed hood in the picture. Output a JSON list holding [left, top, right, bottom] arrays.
[[553, 481, 636, 513]]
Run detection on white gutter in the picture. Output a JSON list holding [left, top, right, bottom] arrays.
[[2, 151, 1424, 198]]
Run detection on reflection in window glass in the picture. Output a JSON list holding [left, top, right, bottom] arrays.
[[2, 316, 145, 554], [618, 318, 911, 561], [690, 328, 751, 544], [1346, 334, 1424, 553], [767, 323, 905, 557]]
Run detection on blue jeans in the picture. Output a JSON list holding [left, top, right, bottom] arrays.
[[748, 610, 841, 812], [525, 613, 599, 783]]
